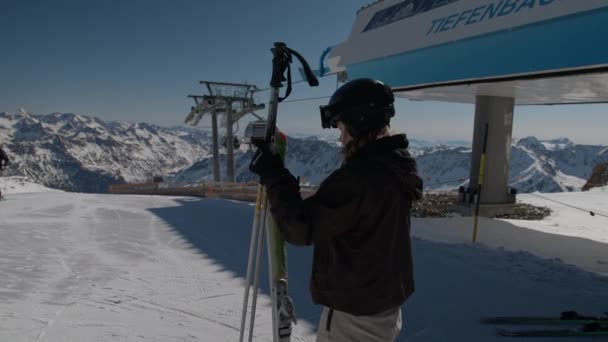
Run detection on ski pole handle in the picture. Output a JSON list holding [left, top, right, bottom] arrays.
[[265, 42, 319, 144]]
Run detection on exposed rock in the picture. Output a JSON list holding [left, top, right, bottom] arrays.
[[582, 163, 608, 191], [412, 193, 551, 220]]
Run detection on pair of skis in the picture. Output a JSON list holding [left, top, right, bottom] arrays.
[[239, 43, 318, 342], [482, 311, 608, 337]]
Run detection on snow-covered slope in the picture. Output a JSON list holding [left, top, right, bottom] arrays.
[[415, 137, 607, 192], [0, 176, 60, 195], [169, 136, 343, 186], [1, 187, 607, 341], [510, 137, 608, 192], [0, 110, 211, 192]]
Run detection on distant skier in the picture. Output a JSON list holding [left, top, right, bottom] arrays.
[[0, 146, 9, 171], [250, 78, 423, 341], [0, 146, 9, 200]]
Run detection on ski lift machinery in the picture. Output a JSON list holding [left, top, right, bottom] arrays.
[[185, 81, 265, 182]]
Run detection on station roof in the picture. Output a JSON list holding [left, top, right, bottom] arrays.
[[326, 0, 608, 104]]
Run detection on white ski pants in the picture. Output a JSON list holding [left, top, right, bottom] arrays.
[[315, 306, 402, 342]]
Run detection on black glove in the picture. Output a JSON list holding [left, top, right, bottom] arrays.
[[249, 144, 288, 184]]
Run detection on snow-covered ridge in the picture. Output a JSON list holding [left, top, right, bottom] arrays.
[[1, 111, 212, 192], [413, 137, 607, 192], [172, 135, 607, 193], [2, 110, 606, 193]]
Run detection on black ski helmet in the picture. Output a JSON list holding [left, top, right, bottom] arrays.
[[320, 78, 395, 137]]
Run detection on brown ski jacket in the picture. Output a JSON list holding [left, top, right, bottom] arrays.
[[267, 134, 423, 316]]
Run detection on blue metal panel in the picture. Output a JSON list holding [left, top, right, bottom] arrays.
[[347, 7, 608, 88]]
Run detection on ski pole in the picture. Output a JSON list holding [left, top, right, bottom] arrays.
[[240, 42, 318, 342], [248, 188, 269, 342], [472, 123, 489, 243], [263, 44, 317, 342], [264, 191, 280, 342], [239, 185, 264, 342]]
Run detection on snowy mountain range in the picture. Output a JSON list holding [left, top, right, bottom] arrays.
[[413, 137, 608, 193], [0, 110, 211, 192], [170, 134, 608, 193], [1, 110, 607, 193]]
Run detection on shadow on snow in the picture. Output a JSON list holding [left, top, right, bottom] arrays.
[[149, 197, 608, 341]]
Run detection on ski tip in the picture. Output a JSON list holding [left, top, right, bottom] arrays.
[[277, 131, 287, 141]]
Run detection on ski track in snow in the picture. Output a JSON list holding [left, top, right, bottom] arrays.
[[0, 192, 316, 342], [1, 189, 607, 341]]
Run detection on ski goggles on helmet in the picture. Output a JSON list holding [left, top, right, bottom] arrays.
[[320, 102, 395, 129], [319, 104, 342, 129]]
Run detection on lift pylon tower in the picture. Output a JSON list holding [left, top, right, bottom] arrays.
[[185, 81, 265, 182]]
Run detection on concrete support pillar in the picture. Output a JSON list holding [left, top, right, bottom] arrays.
[[469, 95, 515, 204], [211, 110, 221, 182], [226, 107, 235, 182]]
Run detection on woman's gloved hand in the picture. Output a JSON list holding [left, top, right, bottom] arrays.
[[249, 144, 288, 184]]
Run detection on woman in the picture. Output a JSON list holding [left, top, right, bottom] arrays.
[[250, 78, 423, 341]]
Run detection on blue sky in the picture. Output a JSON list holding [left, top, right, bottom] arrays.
[[1, 0, 607, 145]]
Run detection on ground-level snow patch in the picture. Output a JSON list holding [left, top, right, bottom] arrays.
[[0, 191, 606, 341]]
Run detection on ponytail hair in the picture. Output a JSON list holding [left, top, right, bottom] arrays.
[[341, 125, 390, 162]]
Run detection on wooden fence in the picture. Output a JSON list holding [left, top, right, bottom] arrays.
[[108, 181, 317, 202]]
